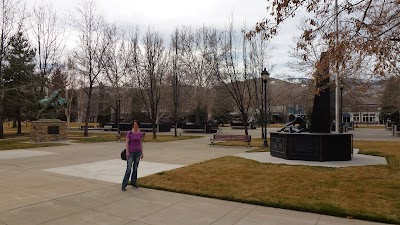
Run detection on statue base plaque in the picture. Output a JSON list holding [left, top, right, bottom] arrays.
[[30, 119, 67, 142]]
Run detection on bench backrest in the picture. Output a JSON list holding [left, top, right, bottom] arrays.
[[213, 134, 251, 141]]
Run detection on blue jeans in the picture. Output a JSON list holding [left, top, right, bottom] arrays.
[[122, 151, 142, 187]]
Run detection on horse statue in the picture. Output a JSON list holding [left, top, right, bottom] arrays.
[[36, 90, 68, 119], [53, 98, 68, 115]]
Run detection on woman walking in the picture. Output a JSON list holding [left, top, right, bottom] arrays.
[[122, 120, 143, 191]]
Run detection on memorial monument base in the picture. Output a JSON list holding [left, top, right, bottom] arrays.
[[30, 119, 67, 142], [270, 132, 353, 161]]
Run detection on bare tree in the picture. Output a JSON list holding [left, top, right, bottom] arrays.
[[248, 30, 272, 127], [64, 56, 79, 128], [71, 0, 110, 136], [136, 28, 167, 139], [0, 0, 25, 138], [169, 27, 182, 137], [249, 1, 400, 78], [31, 2, 65, 98], [179, 26, 218, 124], [101, 23, 130, 126], [217, 21, 271, 136]]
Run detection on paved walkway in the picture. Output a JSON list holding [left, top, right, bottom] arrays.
[[0, 128, 397, 225]]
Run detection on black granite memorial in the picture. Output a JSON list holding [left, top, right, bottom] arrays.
[[230, 122, 256, 129], [138, 123, 171, 132], [181, 123, 218, 133], [270, 52, 352, 161]]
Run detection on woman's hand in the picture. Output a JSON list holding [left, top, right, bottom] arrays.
[[141, 152, 144, 159], [126, 152, 129, 158]]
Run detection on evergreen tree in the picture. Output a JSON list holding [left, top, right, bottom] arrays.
[[380, 77, 400, 123], [3, 32, 36, 134]]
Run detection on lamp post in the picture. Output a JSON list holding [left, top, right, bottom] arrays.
[[339, 82, 344, 133], [261, 68, 270, 148], [261, 77, 264, 139]]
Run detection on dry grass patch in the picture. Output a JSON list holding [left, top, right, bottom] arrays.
[[68, 122, 99, 127], [355, 125, 385, 129], [139, 140, 400, 224], [0, 138, 69, 150], [3, 124, 31, 135], [245, 147, 268, 153], [68, 133, 118, 143], [68, 132, 200, 143]]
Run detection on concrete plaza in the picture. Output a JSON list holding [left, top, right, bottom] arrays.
[[0, 127, 397, 225]]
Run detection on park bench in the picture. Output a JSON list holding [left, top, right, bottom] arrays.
[[139, 123, 154, 132], [80, 125, 95, 129], [104, 125, 113, 131], [210, 134, 251, 148]]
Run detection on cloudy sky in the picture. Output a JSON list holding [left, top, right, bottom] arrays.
[[28, 0, 305, 78]]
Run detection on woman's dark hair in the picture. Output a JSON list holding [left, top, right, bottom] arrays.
[[132, 120, 140, 126]]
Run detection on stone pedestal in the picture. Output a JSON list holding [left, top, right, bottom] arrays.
[[270, 132, 353, 161], [30, 119, 67, 142]]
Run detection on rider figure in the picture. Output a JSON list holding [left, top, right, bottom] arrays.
[[279, 114, 307, 133]]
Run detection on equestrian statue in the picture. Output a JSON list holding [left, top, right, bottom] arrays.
[[37, 89, 68, 119]]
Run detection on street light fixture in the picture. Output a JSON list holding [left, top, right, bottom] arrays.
[[339, 81, 344, 133], [261, 68, 270, 148]]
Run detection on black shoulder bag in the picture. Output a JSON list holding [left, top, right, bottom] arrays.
[[120, 131, 132, 161]]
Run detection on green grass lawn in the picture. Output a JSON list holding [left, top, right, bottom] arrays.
[[139, 140, 400, 224]]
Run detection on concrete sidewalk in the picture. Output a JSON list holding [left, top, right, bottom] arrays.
[[0, 132, 395, 225]]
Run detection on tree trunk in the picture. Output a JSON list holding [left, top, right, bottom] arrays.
[[0, 80, 3, 138], [151, 103, 157, 139], [114, 100, 118, 127], [17, 107, 21, 134], [0, 118, 3, 138], [152, 121, 157, 139], [65, 90, 70, 129], [174, 122, 177, 137], [241, 112, 248, 136], [66, 110, 70, 129], [173, 102, 178, 137], [84, 86, 93, 137], [173, 101, 178, 137], [12, 119, 16, 128], [0, 102, 3, 138], [195, 105, 200, 124]]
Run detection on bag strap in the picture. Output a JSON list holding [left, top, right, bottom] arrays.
[[128, 131, 133, 144]]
